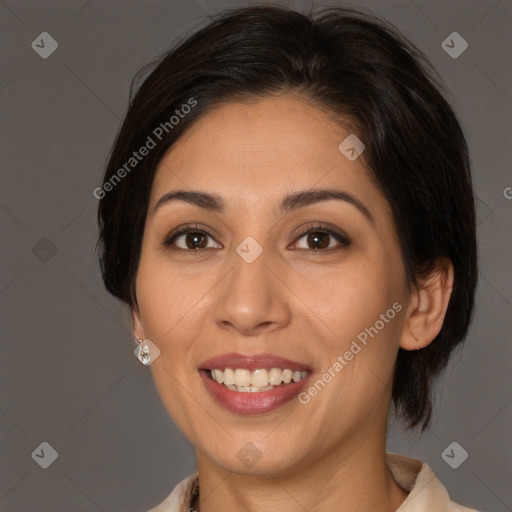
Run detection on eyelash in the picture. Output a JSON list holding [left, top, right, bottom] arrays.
[[162, 222, 351, 254]]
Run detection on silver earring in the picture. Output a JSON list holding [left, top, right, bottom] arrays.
[[135, 336, 152, 365]]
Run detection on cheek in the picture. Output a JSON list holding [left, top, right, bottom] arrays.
[[313, 249, 406, 392], [135, 257, 211, 430], [135, 252, 210, 345], [322, 262, 402, 340]]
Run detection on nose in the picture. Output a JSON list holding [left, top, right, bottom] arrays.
[[212, 244, 292, 337]]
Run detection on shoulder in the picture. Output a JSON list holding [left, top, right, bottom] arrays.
[[146, 472, 198, 512], [387, 453, 480, 512]]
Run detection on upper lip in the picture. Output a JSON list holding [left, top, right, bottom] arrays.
[[199, 352, 311, 372]]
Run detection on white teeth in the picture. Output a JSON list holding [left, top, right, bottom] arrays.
[[234, 369, 251, 387], [209, 367, 308, 391], [223, 368, 235, 385], [236, 385, 275, 393], [268, 368, 282, 385], [214, 369, 224, 384], [282, 369, 293, 383], [251, 369, 269, 387]]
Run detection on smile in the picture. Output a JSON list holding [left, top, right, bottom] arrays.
[[199, 353, 312, 414], [209, 368, 308, 392]]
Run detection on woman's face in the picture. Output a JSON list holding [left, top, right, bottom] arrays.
[[132, 94, 412, 475]]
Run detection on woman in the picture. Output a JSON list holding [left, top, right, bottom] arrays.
[[96, 5, 479, 511]]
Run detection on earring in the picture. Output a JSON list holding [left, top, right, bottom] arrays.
[[135, 336, 152, 365]]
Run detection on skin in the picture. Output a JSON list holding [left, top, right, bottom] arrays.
[[131, 94, 454, 512]]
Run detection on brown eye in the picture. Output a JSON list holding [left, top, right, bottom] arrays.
[[293, 224, 351, 251], [180, 232, 209, 250], [163, 225, 221, 251], [304, 231, 331, 250]]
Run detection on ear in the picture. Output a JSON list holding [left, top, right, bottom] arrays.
[[400, 258, 454, 351]]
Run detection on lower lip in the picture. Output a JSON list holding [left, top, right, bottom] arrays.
[[199, 370, 310, 415]]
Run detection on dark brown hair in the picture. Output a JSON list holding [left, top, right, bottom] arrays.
[[96, 5, 478, 429]]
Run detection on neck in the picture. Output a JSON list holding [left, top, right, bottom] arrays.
[[193, 435, 408, 512]]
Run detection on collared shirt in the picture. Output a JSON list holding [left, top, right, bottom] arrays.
[[147, 453, 480, 512]]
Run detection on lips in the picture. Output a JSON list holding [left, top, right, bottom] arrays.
[[198, 352, 312, 415], [199, 352, 312, 372]]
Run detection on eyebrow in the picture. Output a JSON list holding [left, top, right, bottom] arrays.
[[153, 188, 374, 223]]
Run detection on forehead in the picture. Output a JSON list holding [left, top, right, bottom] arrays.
[[149, 95, 387, 218]]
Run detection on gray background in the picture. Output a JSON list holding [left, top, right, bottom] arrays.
[[0, 0, 510, 511]]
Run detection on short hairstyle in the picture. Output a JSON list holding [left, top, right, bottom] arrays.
[[96, 5, 478, 429]]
